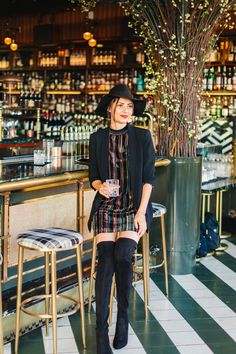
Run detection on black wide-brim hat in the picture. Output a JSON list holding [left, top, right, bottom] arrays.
[[95, 84, 146, 118]]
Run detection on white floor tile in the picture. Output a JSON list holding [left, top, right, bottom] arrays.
[[183, 289, 214, 299], [3, 343, 12, 354], [148, 299, 174, 310], [43, 338, 79, 353], [42, 316, 79, 354], [151, 309, 183, 321], [42, 325, 75, 340], [196, 297, 224, 308], [158, 319, 193, 332], [206, 306, 235, 318], [169, 331, 204, 346], [177, 344, 213, 354]]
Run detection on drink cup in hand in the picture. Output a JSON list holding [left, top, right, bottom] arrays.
[[105, 179, 120, 197]]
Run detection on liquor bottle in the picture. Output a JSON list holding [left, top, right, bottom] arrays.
[[228, 97, 234, 117], [221, 66, 227, 90], [207, 67, 214, 91], [228, 41, 234, 62], [200, 100, 206, 118], [202, 68, 208, 91], [137, 74, 144, 92], [210, 98, 217, 117], [222, 97, 229, 119], [214, 66, 222, 91], [232, 67, 236, 91], [216, 97, 222, 118], [227, 67, 233, 91]]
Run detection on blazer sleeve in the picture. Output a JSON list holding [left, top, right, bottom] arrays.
[[143, 130, 156, 185], [89, 133, 100, 190]]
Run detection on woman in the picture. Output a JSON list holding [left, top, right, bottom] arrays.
[[88, 84, 155, 354]]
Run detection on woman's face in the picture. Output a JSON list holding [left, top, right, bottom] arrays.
[[109, 98, 134, 126]]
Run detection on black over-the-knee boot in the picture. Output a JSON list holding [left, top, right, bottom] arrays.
[[95, 241, 115, 354], [113, 238, 137, 350]]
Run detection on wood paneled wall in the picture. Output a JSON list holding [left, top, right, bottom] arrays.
[[0, 2, 126, 46]]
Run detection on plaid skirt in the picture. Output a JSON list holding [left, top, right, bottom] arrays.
[[93, 193, 136, 235]]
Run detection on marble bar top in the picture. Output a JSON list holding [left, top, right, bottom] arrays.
[[0, 156, 170, 185], [0, 156, 88, 185]]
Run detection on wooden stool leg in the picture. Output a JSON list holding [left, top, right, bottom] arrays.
[[142, 234, 148, 318], [50, 251, 57, 354], [44, 252, 50, 336], [15, 245, 24, 354], [109, 275, 115, 325], [76, 245, 86, 349], [160, 215, 169, 297], [0, 274, 3, 354], [88, 237, 97, 313]]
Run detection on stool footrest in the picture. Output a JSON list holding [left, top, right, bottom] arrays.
[[21, 294, 80, 319]]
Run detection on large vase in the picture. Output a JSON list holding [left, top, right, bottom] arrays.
[[151, 157, 202, 275]]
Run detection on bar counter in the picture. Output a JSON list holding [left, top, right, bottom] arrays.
[[0, 155, 170, 343], [0, 156, 88, 192]]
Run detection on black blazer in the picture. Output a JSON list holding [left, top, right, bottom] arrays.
[[88, 124, 156, 231]]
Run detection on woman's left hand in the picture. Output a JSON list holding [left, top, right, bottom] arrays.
[[134, 211, 147, 237]]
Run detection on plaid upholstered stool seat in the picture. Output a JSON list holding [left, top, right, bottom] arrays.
[[152, 203, 167, 217], [0, 255, 3, 353], [17, 228, 83, 250], [15, 228, 86, 354]]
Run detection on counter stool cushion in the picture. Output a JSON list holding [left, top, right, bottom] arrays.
[[152, 203, 167, 218], [17, 228, 83, 250]]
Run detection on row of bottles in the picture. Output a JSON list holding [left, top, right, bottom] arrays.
[[38, 52, 59, 67], [200, 97, 236, 119], [91, 49, 116, 66], [40, 112, 105, 139], [202, 66, 236, 91], [44, 72, 86, 91], [87, 70, 145, 91], [43, 95, 86, 114], [69, 49, 87, 66], [206, 40, 236, 63], [19, 90, 42, 109]]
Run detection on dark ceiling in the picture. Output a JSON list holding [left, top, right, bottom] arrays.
[[0, 0, 113, 16]]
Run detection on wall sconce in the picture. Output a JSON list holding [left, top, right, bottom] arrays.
[[10, 40, 18, 51], [4, 36, 12, 45]]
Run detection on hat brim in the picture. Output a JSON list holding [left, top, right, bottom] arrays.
[[95, 94, 146, 118]]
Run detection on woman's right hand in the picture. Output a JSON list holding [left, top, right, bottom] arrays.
[[98, 182, 110, 199]]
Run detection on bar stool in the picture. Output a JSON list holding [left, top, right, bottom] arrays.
[[15, 228, 86, 354], [88, 202, 169, 318], [133, 203, 168, 317], [0, 254, 3, 354]]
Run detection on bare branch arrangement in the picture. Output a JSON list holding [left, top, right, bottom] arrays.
[[72, 0, 235, 156], [119, 0, 235, 157]]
